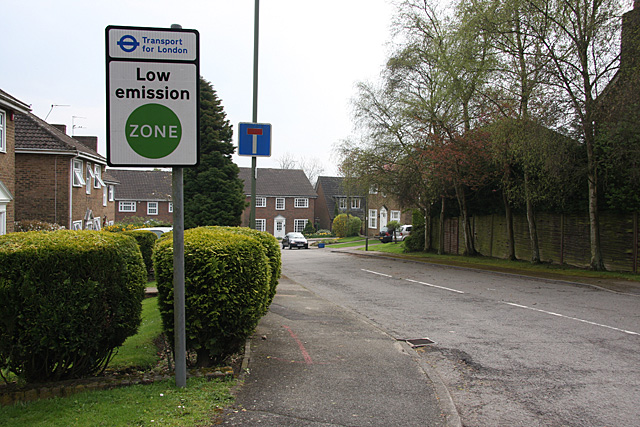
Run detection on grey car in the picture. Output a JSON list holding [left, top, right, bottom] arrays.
[[282, 232, 309, 249]]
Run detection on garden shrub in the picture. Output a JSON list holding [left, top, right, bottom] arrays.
[[404, 210, 425, 252], [121, 230, 158, 274], [15, 220, 65, 232], [302, 221, 315, 236], [332, 214, 362, 237], [0, 230, 146, 382], [154, 227, 273, 366]]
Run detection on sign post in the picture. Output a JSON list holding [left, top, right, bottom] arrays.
[[106, 24, 199, 388]]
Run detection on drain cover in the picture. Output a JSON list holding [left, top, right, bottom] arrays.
[[401, 338, 435, 348]]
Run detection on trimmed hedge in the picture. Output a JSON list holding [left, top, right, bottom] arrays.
[[0, 230, 146, 382], [121, 230, 158, 274], [154, 227, 275, 366], [332, 214, 362, 237]]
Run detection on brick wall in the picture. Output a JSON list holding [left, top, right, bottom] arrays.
[[0, 110, 15, 233], [114, 200, 173, 224], [241, 196, 316, 235]]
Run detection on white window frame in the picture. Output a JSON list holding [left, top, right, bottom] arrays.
[[351, 198, 361, 209], [0, 109, 5, 153], [94, 165, 105, 188], [338, 198, 347, 210], [256, 196, 267, 208], [119, 201, 136, 212], [294, 198, 309, 208], [391, 210, 401, 222], [275, 198, 285, 210], [368, 209, 378, 229], [0, 206, 5, 235], [255, 219, 266, 232], [147, 201, 158, 215], [73, 159, 85, 187], [72, 220, 83, 230], [102, 186, 108, 206], [108, 185, 114, 202], [168, 202, 173, 213], [294, 219, 308, 233], [86, 162, 94, 195]]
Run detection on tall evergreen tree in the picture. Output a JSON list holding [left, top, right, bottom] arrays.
[[183, 77, 245, 228]]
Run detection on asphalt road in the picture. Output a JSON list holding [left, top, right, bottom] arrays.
[[281, 246, 640, 426]]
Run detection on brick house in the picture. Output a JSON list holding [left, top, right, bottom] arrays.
[[315, 176, 366, 231], [107, 169, 173, 224], [0, 89, 30, 234], [14, 112, 117, 230], [365, 186, 413, 237], [238, 168, 317, 238]]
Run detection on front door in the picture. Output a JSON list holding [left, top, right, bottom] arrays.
[[274, 216, 286, 238], [380, 207, 388, 230]]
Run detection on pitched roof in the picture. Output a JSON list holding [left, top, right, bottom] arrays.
[[316, 176, 366, 217], [0, 88, 30, 114], [238, 168, 317, 198], [15, 112, 105, 162], [107, 169, 172, 201]]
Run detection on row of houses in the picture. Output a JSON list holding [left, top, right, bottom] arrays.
[[0, 87, 410, 237]]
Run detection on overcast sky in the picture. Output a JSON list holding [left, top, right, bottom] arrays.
[[2, 0, 396, 177]]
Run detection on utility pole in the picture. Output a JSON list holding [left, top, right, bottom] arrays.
[[249, 0, 260, 229]]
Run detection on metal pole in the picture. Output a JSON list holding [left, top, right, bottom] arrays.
[[170, 23, 187, 389], [250, 0, 260, 229]]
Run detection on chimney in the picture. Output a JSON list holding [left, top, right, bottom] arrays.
[[51, 124, 67, 134], [74, 136, 98, 152]]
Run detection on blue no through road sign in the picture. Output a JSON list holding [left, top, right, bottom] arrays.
[[238, 122, 272, 157]]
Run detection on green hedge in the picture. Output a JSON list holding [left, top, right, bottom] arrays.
[[153, 227, 274, 366], [0, 230, 146, 382], [332, 214, 362, 237], [122, 230, 158, 274]]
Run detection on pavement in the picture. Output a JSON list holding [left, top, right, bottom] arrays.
[[219, 273, 459, 426]]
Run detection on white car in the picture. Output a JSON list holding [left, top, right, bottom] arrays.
[[397, 225, 413, 241], [136, 227, 173, 238]]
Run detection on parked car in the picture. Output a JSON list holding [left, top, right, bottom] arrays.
[[282, 232, 309, 249], [398, 224, 413, 241], [379, 226, 393, 243], [137, 227, 173, 238]]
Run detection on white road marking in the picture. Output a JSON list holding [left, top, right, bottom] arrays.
[[503, 302, 640, 336], [405, 278, 465, 294], [361, 269, 392, 278]]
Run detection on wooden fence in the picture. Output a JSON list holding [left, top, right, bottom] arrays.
[[431, 212, 639, 273]]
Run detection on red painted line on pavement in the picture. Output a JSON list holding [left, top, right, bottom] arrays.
[[283, 325, 313, 365]]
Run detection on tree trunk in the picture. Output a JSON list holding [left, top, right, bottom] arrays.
[[455, 182, 477, 256], [424, 204, 432, 252], [439, 196, 445, 255], [524, 171, 540, 263], [503, 190, 516, 261], [585, 121, 606, 270]]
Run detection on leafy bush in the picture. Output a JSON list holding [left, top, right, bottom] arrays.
[[404, 210, 425, 252], [103, 217, 170, 233], [302, 221, 315, 236], [154, 227, 274, 366], [121, 230, 158, 274], [332, 214, 362, 237], [15, 220, 65, 232], [0, 230, 146, 382]]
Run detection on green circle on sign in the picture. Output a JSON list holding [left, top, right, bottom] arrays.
[[126, 104, 182, 159]]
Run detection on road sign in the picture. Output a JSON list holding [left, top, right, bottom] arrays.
[[238, 122, 272, 157], [106, 26, 199, 166]]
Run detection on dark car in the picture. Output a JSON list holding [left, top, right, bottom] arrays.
[[282, 232, 309, 249], [379, 226, 393, 243]]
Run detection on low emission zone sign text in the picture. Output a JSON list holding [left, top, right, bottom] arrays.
[[106, 25, 199, 166]]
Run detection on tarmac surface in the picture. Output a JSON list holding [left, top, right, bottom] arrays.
[[219, 274, 459, 426]]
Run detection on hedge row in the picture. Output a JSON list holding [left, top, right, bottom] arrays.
[[0, 231, 146, 382]]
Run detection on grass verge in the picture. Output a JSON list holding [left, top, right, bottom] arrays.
[[368, 241, 640, 284]]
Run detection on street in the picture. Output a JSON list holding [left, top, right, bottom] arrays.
[[280, 247, 640, 426]]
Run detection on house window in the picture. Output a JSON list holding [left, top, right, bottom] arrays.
[[256, 197, 266, 208], [147, 202, 158, 215], [338, 198, 347, 210], [94, 165, 105, 188], [119, 201, 136, 212], [0, 110, 5, 153], [103, 187, 108, 207], [351, 198, 361, 209], [391, 210, 401, 222], [294, 219, 308, 233], [276, 198, 285, 210], [168, 202, 173, 213], [368, 209, 377, 229], [108, 185, 114, 201], [0, 207, 5, 236], [72, 220, 83, 230], [73, 159, 85, 187], [294, 198, 309, 208], [255, 219, 266, 231], [369, 185, 378, 195], [86, 162, 94, 195]]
